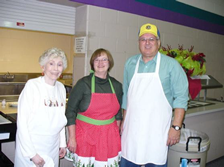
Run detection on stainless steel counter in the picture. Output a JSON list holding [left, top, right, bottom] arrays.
[[183, 101, 224, 162], [185, 100, 224, 118], [201, 75, 223, 89]]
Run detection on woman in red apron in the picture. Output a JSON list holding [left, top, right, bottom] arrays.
[[65, 48, 123, 167]]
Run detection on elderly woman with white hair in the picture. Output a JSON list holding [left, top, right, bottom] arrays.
[[14, 48, 68, 167]]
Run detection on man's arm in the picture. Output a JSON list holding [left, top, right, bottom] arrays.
[[167, 108, 185, 146], [120, 109, 127, 135]]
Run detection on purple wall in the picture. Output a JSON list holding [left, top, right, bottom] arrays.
[[71, 0, 224, 35]]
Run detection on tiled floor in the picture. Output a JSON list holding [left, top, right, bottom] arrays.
[[206, 156, 224, 167]]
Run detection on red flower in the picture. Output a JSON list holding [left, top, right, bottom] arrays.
[[192, 53, 206, 68]]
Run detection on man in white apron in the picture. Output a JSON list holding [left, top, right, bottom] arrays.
[[121, 23, 189, 167]]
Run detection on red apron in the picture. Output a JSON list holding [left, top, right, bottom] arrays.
[[74, 75, 121, 167]]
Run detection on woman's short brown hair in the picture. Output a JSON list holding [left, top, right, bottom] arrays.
[[90, 48, 114, 72]]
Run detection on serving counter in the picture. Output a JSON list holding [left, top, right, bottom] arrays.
[[0, 106, 16, 167], [0, 99, 224, 165], [182, 100, 224, 162]]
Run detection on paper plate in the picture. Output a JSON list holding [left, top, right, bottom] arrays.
[[64, 148, 73, 161]]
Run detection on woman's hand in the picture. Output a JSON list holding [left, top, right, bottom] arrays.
[[31, 154, 45, 167], [59, 147, 66, 158], [67, 138, 77, 153], [116, 120, 121, 128]]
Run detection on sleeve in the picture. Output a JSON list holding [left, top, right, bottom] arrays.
[[114, 80, 123, 120], [121, 61, 129, 110], [171, 60, 189, 111], [59, 127, 66, 147], [16, 80, 37, 158], [59, 84, 67, 147], [65, 79, 86, 126]]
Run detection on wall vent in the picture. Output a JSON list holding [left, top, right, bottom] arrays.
[[0, 0, 76, 34]]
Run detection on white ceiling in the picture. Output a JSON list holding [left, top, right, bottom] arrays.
[[176, 0, 224, 17]]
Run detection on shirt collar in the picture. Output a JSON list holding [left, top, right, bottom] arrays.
[[140, 52, 159, 64]]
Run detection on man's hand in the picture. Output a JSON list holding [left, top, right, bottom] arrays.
[[167, 127, 181, 146], [120, 109, 126, 135]]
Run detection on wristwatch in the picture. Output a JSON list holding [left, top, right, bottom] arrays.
[[172, 125, 181, 131]]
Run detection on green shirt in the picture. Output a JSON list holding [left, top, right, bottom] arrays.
[[66, 73, 123, 126], [122, 52, 189, 111]]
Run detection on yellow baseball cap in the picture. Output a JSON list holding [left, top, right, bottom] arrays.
[[138, 23, 160, 38]]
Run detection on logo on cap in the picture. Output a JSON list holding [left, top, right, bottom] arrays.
[[146, 25, 151, 30]]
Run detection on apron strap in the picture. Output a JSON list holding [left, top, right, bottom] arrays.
[[91, 74, 96, 93], [108, 79, 115, 93], [155, 52, 161, 74], [77, 114, 115, 125], [91, 74, 115, 94]]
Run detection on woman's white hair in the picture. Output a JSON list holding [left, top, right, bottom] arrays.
[[39, 48, 67, 69]]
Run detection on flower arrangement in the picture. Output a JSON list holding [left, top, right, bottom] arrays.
[[159, 45, 206, 77]]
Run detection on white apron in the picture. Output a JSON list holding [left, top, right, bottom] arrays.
[[15, 78, 67, 167], [121, 53, 172, 165]]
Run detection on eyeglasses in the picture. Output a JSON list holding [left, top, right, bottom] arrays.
[[94, 58, 109, 63], [139, 37, 158, 43]]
